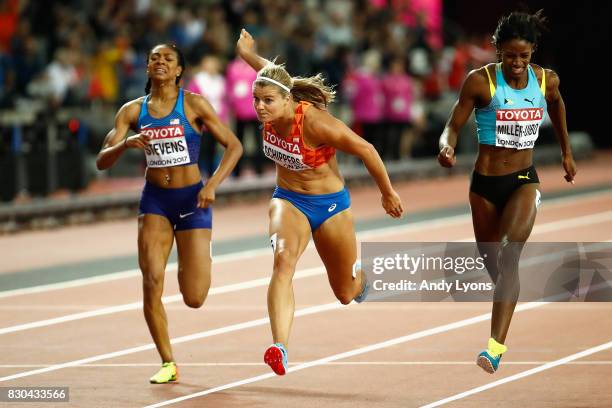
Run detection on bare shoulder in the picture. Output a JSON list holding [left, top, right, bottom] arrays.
[[545, 67, 560, 88], [531, 64, 561, 102], [461, 65, 493, 94], [458, 65, 493, 105], [116, 97, 143, 125], [303, 105, 343, 138], [183, 89, 208, 108], [471, 65, 494, 84], [183, 89, 216, 120], [530, 64, 560, 87]]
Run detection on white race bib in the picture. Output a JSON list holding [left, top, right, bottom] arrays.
[[142, 125, 190, 167], [263, 130, 312, 171], [495, 108, 544, 150]]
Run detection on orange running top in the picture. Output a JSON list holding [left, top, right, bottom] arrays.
[[262, 101, 335, 171]]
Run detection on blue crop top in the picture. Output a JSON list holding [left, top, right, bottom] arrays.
[[474, 64, 547, 150], [137, 88, 201, 167]]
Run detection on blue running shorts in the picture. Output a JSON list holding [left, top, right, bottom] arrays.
[[272, 186, 351, 231], [139, 181, 212, 231]]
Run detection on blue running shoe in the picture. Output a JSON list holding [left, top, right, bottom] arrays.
[[477, 350, 502, 374], [353, 260, 369, 303], [354, 272, 369, 303], [264, 343, 288, 375]]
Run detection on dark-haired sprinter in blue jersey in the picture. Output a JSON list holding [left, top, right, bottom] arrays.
[[96, 44, 242, 383], [437, 10, 576, 374]]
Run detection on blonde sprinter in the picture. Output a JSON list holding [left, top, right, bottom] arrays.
[[237, 29, 404, 375]]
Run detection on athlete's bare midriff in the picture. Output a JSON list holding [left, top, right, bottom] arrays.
[[145, 164, 202, 188], [474, 145, 534, 176], [275, 156, 345, 194]]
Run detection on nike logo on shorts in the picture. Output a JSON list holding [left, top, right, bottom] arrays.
[[179, 211, 195, 219], [328, 203, 337, 212]]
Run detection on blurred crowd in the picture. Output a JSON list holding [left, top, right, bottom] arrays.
[[0, 0, 498, 178]]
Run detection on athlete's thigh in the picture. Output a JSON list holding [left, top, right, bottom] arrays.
[[312, 208, 357, 288], [499, 183, 539, 242], [469, 192, 501, 242], [175, 228, 212, 294], [469, 192, 502, 281], [269, 198, 311, 273], [138, 214, 175, 281]]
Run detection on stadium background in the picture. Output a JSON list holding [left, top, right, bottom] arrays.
[[0, 0, 609, 229]]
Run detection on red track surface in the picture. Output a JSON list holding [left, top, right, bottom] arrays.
[[1, 152, 612, 407]]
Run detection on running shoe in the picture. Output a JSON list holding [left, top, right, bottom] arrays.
[[264, 343, 288, 375], [149, 361, 178, 384], [477, 350, 502, 374], [354, 269, 369, 303]]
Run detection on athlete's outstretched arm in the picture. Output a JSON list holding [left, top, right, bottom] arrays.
[[305, 108, 403, 218], [236, 29, 269, 72], [438, 69, 485, 168], [187, 93, 243, 208], [545, 69, 576, 183], [96, 101, 142, 170]]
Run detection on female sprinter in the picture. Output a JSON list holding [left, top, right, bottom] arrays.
[[237, 29, 404, 376], [96, 44, 242, 383], [437, 11, 576, 373]]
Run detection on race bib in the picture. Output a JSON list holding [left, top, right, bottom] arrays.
[[263, 130, 311, 171], [495, 108, 544, 150], [142, 125, 190, 167]]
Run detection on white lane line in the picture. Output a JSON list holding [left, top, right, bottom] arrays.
[[4, 361, 612, 368], [4, 209, 611, 336], [3, 188, 610, 299], [533, 210, 612, 234], [420, 340, 612, 408], [0, 248, 272, 299], [143, 302, 547, 407], [0, 213, 472, 333], [456, 210, 612, 242], [0, 192, 609, 382], [0, 266, 325, 335], [0, 302, 342, 383]]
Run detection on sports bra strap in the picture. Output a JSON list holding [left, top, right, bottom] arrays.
[[484, 65, 495, 98]]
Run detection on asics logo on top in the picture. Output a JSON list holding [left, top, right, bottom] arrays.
[[328, 203, 337, 212], [524, 97, 535, 106], [504, 98, 514, 105], [179, 211, 195, 219], [518, 172, 530, 180]]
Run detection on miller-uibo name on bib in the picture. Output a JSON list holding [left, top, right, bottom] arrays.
[[142, 125, 190, 167], [263, 130, 312, 171], [495, 108, 544, 150]]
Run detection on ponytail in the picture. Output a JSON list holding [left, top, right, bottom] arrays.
[[255, 62, 336, 109]]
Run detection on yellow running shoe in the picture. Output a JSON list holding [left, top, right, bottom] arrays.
[[149, 362, 178, 384]]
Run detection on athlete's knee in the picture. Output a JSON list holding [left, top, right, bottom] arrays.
[[498, 237, 523, 264], [182, 292, 206, 308], [334, 290, 354, 305], [142, 272, 164, 298], [272, 248, 298, 281]]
